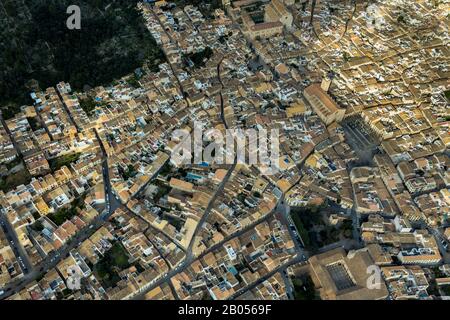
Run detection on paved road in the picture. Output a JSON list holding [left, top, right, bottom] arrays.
[[131, 203, 283, 300], [338, 0, 357, 42], [182, 55, 238, 263], [0, 112, 23, 158], [130, 187, 312, 300], [0, 215, 33, 275], [148, 7, 187, 99], [94, 129, 121, 218], [2, 7, 326, 301], [124, 204, 187, 253], [0, 112, 34, 276], [228, 255, 306, 300], [429, 227, 450, 264], [281, 269, 295, 300], [126, 11, 248, 299], [140, 220, 181, 300], [185, 161, 236, 259], [217, 57, 229, 129], [0, 129, 115, 299], [0, 214, 107, 299], [56, 88, 81, 133]]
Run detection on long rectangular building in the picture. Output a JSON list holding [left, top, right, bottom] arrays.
[[304, 84, 346, 126]]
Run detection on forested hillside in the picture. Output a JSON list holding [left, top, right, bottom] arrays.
[[0, 0, 164, 109]]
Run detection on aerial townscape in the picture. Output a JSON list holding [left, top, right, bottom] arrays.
[[0, 0, 449, 302]]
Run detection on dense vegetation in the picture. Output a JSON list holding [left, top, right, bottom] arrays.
[[153, 180, 171, 203], [290, 211, 311, 247], [47, 192, 86, 226], [290, 204, 352, 253], [1, 105, 24, 121], [291, 275, 320, 300], [27, 116, 41, 131], [79, 97, 98, 116], [441, 285, 450, 296], [119, 164, 138, 181], [185, 46, 214, 68], [0, 0, 164, 108], [48, 153, 81, 172], [0, 164, 32, 192], [94, 242, 131, 288], [444, 90, 450, 102]]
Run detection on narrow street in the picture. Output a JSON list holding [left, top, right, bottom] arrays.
[[94, 128, 121, 219], [0, 111, 33, 276], [0, 128, 117, 299], [227, 255, 305, 300], [0, 214, 33, 275], [131, 204, 280, 300]]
